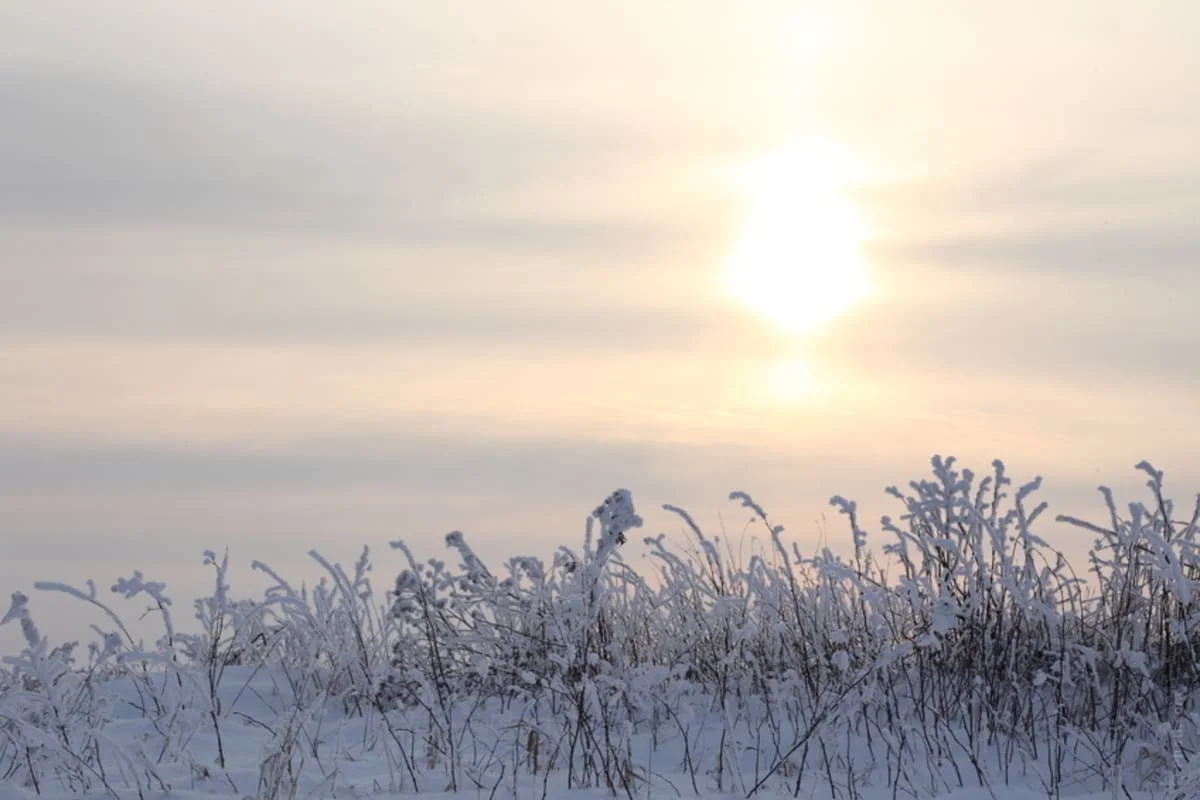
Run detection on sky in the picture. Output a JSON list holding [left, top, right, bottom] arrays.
[[2, 1, 1199, 642]]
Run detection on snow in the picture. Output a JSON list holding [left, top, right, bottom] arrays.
[[2, 456, 1197, 799]]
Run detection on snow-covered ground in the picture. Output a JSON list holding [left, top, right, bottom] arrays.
[[2, 459, 1197, 799]]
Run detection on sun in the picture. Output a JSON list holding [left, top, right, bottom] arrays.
[[724, 140, 870, 336]]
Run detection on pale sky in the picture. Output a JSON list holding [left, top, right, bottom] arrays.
[[3, 2, 1199, 641]]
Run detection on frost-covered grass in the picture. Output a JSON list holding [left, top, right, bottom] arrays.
[[2, 456, 1199, 800]]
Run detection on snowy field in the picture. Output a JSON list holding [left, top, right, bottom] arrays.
[[2, 457, 1197, 799]]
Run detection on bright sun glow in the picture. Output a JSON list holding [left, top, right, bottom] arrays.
[[725, 140, 870, 335]]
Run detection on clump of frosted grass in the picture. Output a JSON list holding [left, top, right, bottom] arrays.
[[2, 457, 1199, 799]]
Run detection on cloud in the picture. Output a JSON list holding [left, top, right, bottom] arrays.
[[0, 65, 718, 242], [860, 150, 1200, 276], [0, 225, 733, 354], [877, 223, 1200, 275], [0, 432, 656, 495], [1, 428, 1187, 583], [0, 63, 732, 357], [0, 431, 873, 527]]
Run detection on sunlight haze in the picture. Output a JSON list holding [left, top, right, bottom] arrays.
[[2, 0, 1199, 644]]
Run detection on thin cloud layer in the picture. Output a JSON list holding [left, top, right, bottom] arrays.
[[2, 1, 1198, 638]]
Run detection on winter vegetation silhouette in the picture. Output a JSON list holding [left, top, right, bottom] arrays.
[[3, 456, 1199, 800]]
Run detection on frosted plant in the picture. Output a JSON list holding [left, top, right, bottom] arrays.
[[1, 591, 39, 648], [3, 458, 1200, 797]]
